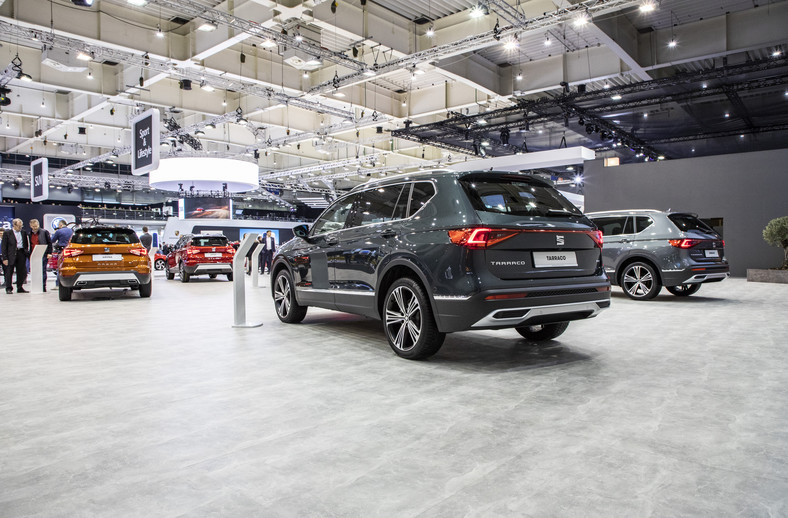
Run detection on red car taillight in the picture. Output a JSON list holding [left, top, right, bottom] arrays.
[[669, 239, 702, 249], [448, 228, 519, 249], [187, 248, 201, 255], [61, 248, 83, 258], [226, 246, 236, 254], [129, 247, 149, 256]]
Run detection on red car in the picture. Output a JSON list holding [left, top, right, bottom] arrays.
[[153, 251, 167, 271], [165, 233, 235, 282]]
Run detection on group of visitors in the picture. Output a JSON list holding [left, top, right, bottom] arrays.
[[0, 219, 72, 293]]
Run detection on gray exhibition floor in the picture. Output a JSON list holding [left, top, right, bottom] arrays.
[[1, 274, 787, 517]]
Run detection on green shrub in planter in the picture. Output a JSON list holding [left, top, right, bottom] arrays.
[[763, 216, 788, 269]]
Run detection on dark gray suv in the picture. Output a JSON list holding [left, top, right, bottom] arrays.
[[270, 170, 611, 360], [587, 210, 730, 300]]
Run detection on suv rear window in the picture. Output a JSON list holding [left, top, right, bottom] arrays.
[[460, 177, 582, 217], [191, 236, 228, 247], [72, 228, 139, 245], [668, 214, 717, 234]]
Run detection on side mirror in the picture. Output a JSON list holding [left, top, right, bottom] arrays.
[[293, 224, 310, 239]]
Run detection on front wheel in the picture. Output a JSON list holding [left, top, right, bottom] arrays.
[[273, 270, 307, 323], [383, 277, 445, 360], [154, 258, 165, 271], [226, 272, 233, 281], [516, 322, 569, 341], [179, 262, 190, 283], [166, 269, 175, 280], [620, 262, 661, 300], [139, 281, 152, 298], [666, 284, 701, 296]]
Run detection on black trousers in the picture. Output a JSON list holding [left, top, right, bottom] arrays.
[[4, 253, 27, 290], [262, 251, 274, 272]]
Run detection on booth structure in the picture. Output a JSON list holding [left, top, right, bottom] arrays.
[[232, 233, 263, 328]]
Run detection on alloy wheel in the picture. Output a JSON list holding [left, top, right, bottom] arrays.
[[623, 264, 654, 298], [274, 274, 292, 318], [385, 286, 422, 352]]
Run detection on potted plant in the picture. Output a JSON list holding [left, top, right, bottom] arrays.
[[747, 216, 788, 283]]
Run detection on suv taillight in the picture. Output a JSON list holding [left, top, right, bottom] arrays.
[[448, 228, 518, 249], [226, 246, 236, 254], [187, 248, 201, 255], [669, 239, 702, 249], [589, 230, 603, 248], [61, 248, 83, 258], [129, 247, 149, 256]]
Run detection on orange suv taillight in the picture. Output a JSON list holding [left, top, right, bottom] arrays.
[[61, 248, 83, 258], [129, 247, 149, 256]]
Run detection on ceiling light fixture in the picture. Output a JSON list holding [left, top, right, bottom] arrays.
[[639, 1, 656, 13], [573, 11, 589, 27], [469, 5, 486, 18], [333, 90, 346, 97], [426, 24, 435, 37], [127, 0, 147, 5], [156, 24, 164, 38], [772, 49, 783, 57], [262, 39, 277, 48], [611, 94, 622, 101], [200, 81, 214, 92], [71, 0, 94, 6], [76, 51, 93, 61], [515, 71, 522, 81], [197, 21, 218, 32], [86, 69, 93, 80], [544, 34, 552, 47], [668, 38, 677, 48], [503, 37, 519, 51]]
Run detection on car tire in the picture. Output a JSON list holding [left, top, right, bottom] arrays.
[[58, 285, 72, 301], [516, 322, 569, 341], [383, 277, 445, 360], [620, 261, 661, 300], [666, 284, 701, 296], [226, 273, 233, 281], [179, 262, 190, 283], [166, 269, 175, 280], [139, 281, 152, 298], [209, 274, 217, 279], [273, 269, 307, 323], [154, 259, 165, 271]]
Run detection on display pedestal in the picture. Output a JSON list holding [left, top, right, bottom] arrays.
[[232, 233, 263, 328], [251, 243, 264, 288], [30, 244, 47, 294]]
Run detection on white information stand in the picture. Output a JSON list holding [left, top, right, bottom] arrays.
[[250, 242, 264, 288], [30, 244, 48, 294], [147, 246, 158, 273], [232, 233, 263, 328]]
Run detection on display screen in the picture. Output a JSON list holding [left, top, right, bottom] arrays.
[[0, 206, 14, 231], [182, 198, 232, 219]]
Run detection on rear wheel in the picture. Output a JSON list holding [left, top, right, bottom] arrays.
[[226, 273, 233, 281], [273, 270, 307, 323], [58, 285, 72, 301], [620, 262, 661, 300], [179, 261, 190, 283], [666, 284, 701, 296], [209, 274, 217, 279], [139, 281, 152, 298], [383, 277, 445, 360], [165, 269, 175, 280], [516, 322, 569, 341]]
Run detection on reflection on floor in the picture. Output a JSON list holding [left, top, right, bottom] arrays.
[[1, 276, 787, 516]]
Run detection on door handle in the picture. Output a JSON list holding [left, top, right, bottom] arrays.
[[379, 230, 397, 239], [620, 238, 630, 243], [325, 238, 338, 246]]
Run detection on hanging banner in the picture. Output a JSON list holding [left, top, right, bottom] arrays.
[[131, 108, 160, 176], [31, 157, 49, 202]]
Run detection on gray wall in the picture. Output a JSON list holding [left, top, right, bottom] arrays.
[[584, 148, 788, 277]]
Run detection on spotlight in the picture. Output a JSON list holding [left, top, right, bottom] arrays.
[[426, 24, 435, 37], [639, 1, 656, 13], [197, 21, 218, 32], [668, 39, 677, 48], [578, 118, 585, 126], [71, 0, 94, 6], [330, 0, 337, 13], [179, 79, 192, 90]]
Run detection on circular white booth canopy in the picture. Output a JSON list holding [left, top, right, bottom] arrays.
[[148, 157, 259, 192]]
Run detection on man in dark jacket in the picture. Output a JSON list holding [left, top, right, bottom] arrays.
[[29, 219, 53, 292], [2, 218, 31, 294], [261, 230, 276, 274], [140, 227, 153, 251]]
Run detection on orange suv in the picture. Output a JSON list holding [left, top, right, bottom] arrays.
[[57, 226, 152, 301]]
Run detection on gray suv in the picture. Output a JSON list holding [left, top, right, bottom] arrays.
[[270, 170, 611, 360], [586, 210, 729, 300]]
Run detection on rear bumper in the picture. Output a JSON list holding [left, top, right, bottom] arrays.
[[661, 264, 730, 286], [433, 280, 611, 332], [184, 262, 232, 275], [59, 271, 151, 289]]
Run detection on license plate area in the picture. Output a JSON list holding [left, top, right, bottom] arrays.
[[92, 254, 122, 261], [705, 250, 720, 258], [205, 253, 222, 258], [532, 251, 578, 267]]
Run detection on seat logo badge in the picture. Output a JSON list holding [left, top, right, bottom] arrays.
[[104, 247, 110, 253], [556, 235, 565, 246]]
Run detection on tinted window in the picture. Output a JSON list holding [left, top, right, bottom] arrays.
[[623, 217, 634, 234], [191, 236, 228, 247], [635, 216, 654, 233], [72, 228, 139, 245], [311, 197, 355, 235], [349, 184, 407, 227], [668, 214, 717, 234], [460, 178, 581, 217], [592, 217, 628, 236], [392, 184, 412, 220], [408, 182, 436, 217]]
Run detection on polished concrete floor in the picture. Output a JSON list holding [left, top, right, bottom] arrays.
[[1, 274, 787, 517]]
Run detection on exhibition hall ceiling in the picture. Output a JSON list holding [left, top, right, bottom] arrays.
[[0, 0, 786, 201]]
